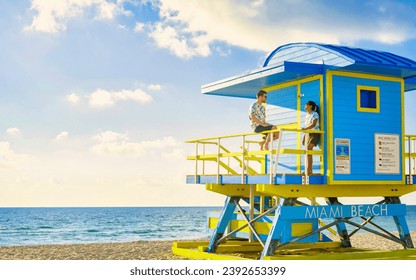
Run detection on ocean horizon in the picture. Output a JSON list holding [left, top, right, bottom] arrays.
[[0, 206, 415, 247]]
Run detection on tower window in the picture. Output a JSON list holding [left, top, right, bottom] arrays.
[[357, 86, 380, 113]]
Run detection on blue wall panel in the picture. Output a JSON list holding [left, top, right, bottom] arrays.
[[267, 86, 297, 173], [331, 75, 402, 181]]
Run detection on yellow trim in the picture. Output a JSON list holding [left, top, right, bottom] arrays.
[[208, 217, 272, 235], [405, 153, 416, 158], [198, 244, 263, 253], [188, 146, 323, 160], [257, 183, 416, 197], [206, 184, 264, 196], [203, 183, 416, 197], [401, 80, 406, 183], [280, 148, 322, 155], [230, 220, 271, 234], [172, 247, 250, 260], [356, 85, 380, 113], [326, 71, 334, 184], [186, 122, 297, 143], [292, 223, 313, 237], [263, 75, 322, 92], [263, 249, 416, 260], [327, 70, 403, 82], [172, 241, 416, 260], [326, 70, 406, 185], [319, 76, 325, 175], [297, 83, 301, 173]]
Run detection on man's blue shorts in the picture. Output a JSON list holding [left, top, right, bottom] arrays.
[[254, 125, 274, 140]]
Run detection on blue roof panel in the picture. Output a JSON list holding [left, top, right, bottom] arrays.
[[203, 42, 416, 98], [264, 43, 416, 70]]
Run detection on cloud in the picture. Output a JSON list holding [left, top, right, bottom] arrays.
[[91, 131, 181, 157], [55, 131, 69, 141], [24, 0, 416, 52], [147, 84, 162, 91], [25, 0, 125, 33], [66, 93, 80, 104], [146, 0, 416, 57], [87, 88, 153, 108], [92, 131, 128, 143], [149, 21, 211, 59], [134, 22, 145, 33], [0, 142, 31, 169], [6, 128, 22, 137]]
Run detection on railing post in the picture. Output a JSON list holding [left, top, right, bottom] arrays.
[[217, 138, 221, 184], [242, 135, 246, 184], [249, 184, 255, 242], [303, 133, 310, 185], [273, 128, 283, 176], [202, 143, 205, 175], [195, 142, 198, 184], [413, 138, 416, 179], [410, 136, 414, 184], [269, 131, 274, 184]]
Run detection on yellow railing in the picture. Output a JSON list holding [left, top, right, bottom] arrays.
[[186, 123, 325, 184], [405, 135, 416, 184]]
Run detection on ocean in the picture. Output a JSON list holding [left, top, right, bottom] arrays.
[[0, 206, 415, 247]]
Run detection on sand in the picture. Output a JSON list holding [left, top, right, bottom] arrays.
[[0, 240, 187, 260], [0, 232, 415, 260]]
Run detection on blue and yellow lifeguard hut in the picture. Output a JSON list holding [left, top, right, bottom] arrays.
[[173, 43, 416, 260]]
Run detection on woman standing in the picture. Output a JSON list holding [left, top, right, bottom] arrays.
[[302, 101, 320, 174]]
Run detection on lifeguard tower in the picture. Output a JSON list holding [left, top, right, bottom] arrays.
[[173, 43, 416, 260]]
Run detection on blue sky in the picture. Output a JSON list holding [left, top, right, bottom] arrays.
[[0, 0, 416, 206]]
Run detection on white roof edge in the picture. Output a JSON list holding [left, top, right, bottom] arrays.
[[201, 64, 285, 94]]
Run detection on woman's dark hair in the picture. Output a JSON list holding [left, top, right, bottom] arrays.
[[307, 100, 319, 116]]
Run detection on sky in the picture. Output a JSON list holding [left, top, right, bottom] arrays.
[[0, 0, 416, 207]]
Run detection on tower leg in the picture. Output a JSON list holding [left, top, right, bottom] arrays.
[[335, 221, 351, 247], [326, 198, 351, 247], [393, 215, 414, 248], [260, 198, 288, 259], [386, 197, 414, 248], [206, 196, 240, 253]]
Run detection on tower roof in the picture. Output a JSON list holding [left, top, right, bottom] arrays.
[[202, 42, 416, 98]]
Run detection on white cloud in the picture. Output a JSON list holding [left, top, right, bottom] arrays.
[[6, 128, 22, 137], [149, 22, 211, 59], [55, 131, 69, 141], [25, 0, 416, 51], [66, 93, 80, 104], [147, 84, 162, 91], [88, 88, 152, 108], [147, 0, 416, 57], [0, 142, 31, 169], [91, 131, 181, 157], [162, 148, 185, 159], [95, 0, 118, 20], [134, 22, 145, 33], [92, 131, 128, 143], [25, 0, 124, 33]]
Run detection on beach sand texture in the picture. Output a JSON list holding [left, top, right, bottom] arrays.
[[0, 232, 415, 260]]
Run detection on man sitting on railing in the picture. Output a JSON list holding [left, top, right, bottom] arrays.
[[249, 90, 279, 150]]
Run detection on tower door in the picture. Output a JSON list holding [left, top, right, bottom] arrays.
[[264, 75, 323, 174], [298, 77, 323, 174]]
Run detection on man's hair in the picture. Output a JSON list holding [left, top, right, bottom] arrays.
[[257, 90, 267, 98]]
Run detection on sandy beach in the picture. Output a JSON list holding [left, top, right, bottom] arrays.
[[0, 232, 415, 260]]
